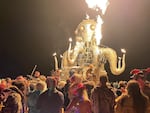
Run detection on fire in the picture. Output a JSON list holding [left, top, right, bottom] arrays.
[[85, 0, 110, 45], [85, 0, 109, 15]]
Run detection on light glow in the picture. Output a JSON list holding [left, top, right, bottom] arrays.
[[53, 52, 57, 56], [95, 15, 103, 45], [121, 49, 126, 54], [60, 54, 63, 58], [95, 47, 100, 55], [53, 52, 58, 70], [85, 0, 109, 14], [69, 37, 72, 42], [85, 0, 109, 45], [68, 37, 72, 52], [86, 14, 90, 19]]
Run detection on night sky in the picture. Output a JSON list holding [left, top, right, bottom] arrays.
[[0, 0, 150, 81]]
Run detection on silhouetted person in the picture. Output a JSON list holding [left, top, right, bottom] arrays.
[[27, 81, 45, 113], [65, 83, 92, 113], [36, 77, 64, 113], [115, 80, 150, 113], [90, 75, 115, 113]]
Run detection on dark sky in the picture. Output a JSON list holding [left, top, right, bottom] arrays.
[[0, 0, 150, 80]]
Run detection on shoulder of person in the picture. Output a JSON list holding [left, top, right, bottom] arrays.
[[38, 89, 48, 96], [107, 87, 116, 94], [28, 90, 40, 98], [6, 92, 22, 104], [84, 99, 91, 104], [55, 89, 64, 96], [116, 94, 128, 104], [93, 86, 100, 91], [91, 86, 98, 94]]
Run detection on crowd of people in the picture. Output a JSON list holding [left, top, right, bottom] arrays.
[[0, 67, 150, 113]]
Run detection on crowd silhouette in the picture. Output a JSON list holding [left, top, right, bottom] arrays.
[[0, 68, 150, 113]]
